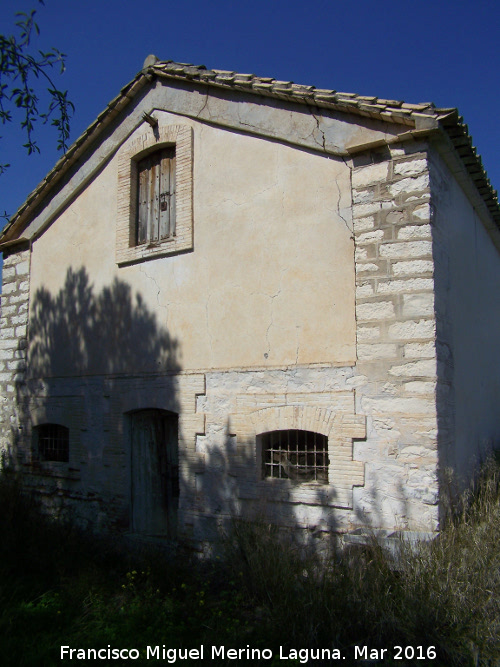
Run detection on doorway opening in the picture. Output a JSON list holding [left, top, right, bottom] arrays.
[[129, 409, 179, 538]]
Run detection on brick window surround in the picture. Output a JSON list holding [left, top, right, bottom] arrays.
[[116, 124, 193, 265]]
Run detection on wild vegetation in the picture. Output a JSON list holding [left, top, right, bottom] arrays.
[[0, 459, 498, 666]]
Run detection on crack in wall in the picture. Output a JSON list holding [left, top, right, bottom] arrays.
[[311, 111, 327, 152], [205, 292, 214, 358], [335, 157, 354, 236], [294, 325, 301, 366], [195, 91, 211, 120], [138, 265, 169, 324], [264, 286, 280, 358]]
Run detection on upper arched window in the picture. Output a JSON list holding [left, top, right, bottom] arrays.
[[35, 424, 69, 463], [261, 429, 328, 484], [116, 124, 193, 266]]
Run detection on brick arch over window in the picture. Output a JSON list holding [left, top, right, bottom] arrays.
[[250, 405, 342, 438]]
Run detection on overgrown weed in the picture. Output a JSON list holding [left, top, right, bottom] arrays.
[[0, 457, 498, 665]]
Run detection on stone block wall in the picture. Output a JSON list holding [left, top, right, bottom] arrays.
[[191, 367, 367, 543], [351, 143, 439, 531], [0, 245, 31, 463]]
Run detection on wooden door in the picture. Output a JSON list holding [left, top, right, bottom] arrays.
[[130, 410, 178, 538]]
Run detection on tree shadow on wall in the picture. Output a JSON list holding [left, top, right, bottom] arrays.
[[188, 422, 341, 556], [8, 267, 181, 532], [28, 267, 180, 377]]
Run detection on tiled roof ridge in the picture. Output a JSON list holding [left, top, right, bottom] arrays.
[[149, 60, 499, 225], [1, 58, 499, 240], [151, 60, 456, 125]]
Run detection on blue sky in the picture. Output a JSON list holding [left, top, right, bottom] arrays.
[[1, 0, 499, 223]]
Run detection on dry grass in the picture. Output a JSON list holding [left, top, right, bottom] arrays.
[[224, 457, 500, 665], [0, 457, 498, 665]]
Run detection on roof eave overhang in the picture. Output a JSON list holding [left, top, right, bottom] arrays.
[[0, 71, 153, 249]]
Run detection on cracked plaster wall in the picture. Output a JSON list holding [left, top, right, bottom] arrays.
[[29, 111, 356, 371]]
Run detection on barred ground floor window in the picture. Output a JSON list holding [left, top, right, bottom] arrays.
[[35, 423, 69, 462], [261, 429, 329, 483]]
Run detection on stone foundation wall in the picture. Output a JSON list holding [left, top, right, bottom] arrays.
[[189, 367, 366, 543]]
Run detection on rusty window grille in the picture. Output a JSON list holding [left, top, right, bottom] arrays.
[[262, 429, 329, 483], [136, 147, 176, 246], [36, 424, 69, 463]]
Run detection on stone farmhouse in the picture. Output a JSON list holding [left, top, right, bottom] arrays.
[[1, 57, 499, 548]]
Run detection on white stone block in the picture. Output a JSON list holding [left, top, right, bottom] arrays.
[[379, 241, 432, 259], [7, 360, 25, 371], [354, 216, 375, 232], [404, 342, 436, 359], [397, 224, 432, 240], [413, 203, 431, 220], [346, 374, 369, 387], [356, 326, 380, 341], [0, 328, 15, 339], [403, 381, 436, 395], [362, 395, 435, 414], [15, 261, 30, 276], [352, 202, 381, 217], [393, 159, 427, 177], [355, 247, 368, 261], [406, 193, 430, 203], [11, 314, 28, 326], [352, 162, 389, 188], [398, 445, 434, 460], [353, 189, 375, 204], [356, 283, 374, 298], [377, 278, 434, 294], [392, 260, 434, 276], [15, 325, 27, 337], [356, 301, 395, 321], [356, 263, 380, 273], [356, 229, 384, 245], [388, 174, 429, 196], [1, 282, 17, 295], [389, 146, 405, 157], [388, 319, 435, 340], [402, 293, 435, 317], [357, 343, 398, 360], [388, 359, 436, 378]]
